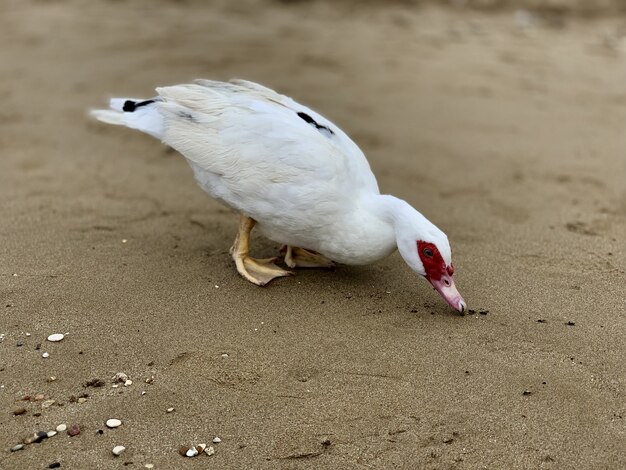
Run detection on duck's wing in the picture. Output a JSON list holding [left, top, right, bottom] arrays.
[[154, 81, 380, 199]]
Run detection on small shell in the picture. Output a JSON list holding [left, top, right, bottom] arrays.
[[195, 443, 206, 453], [47, 431, 57, 438], [212, 436, 221, 444], [42, 352, 50, 358], [112, 445, 126, 456], [47, 333, 65, 342], [106, 418, 122, 428], [185, 447, 198, 457], [56, 424, 67, 432]]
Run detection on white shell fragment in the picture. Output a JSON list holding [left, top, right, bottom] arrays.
[[47, 431, 57, 438], [124, 379, 133, 386], [112, 445, 126, 456], [166, 407, 175, 413], [185, 447, 198, 457], [205, 446, 215, 456], [106, 419, 122, 428], [47, 333, 65, 342], [42, 352, 50, 358], [212, 436, 221, 444], [56, 424, 67, 432]]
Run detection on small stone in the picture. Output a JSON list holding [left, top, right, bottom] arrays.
[[566, 321, 576, 326], [47, 376, 57, 382], [145, 376, 154, 384], [185, 447, 198, 457], [77, 397, 87, 404], [16, 341, 24, 347], [212, 436, 221, 444], [42, 399, 56, 408], [47, 431, 57, 438], [47, 333, 65, 342], [13, 408, 27, 416], [178, 445, 190, 456], [443, 437, 454, 444], [67, 424, 80, 436], [106, 418, 122, 428], [112, 372, 128, 383], [145, 465, 154, 469], [166, 407, 175, 413], [26, 332, 31, 336], [11, 444, 25, 452], [124, 379, 133, 386], [24, 431, 49, 444], [221, 353, 229, 358], [523, 390, 532, 396], [112, 445, 126, 456], [48, 464, 61, 469], [195, 443, 206, 453], [42, 352, 50, 358], [205, 446, 215, 456], [35, 393, 45, 401]]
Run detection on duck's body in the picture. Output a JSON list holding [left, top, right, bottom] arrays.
[[91, 79, 466, 312]]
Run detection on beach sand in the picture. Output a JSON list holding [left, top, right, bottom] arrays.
[[1, 0, 625, 468]]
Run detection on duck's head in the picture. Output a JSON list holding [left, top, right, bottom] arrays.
[[394, 209, 467, 313]]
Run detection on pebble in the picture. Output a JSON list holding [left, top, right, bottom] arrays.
[[13, 407, 27, 416], [112, 372, 129, 383], [106, 418, 122, 428], [11, 444, 25, 452], [48, 464, 61, 469], [56, 424, 67, 432], [67, 424, 80, 436], [47, 333, 65, 342], [178, 445, 190, 456], [42, 399, 56, 408], [205, 446, 215, 456], [166, 407, 175, 413], [112, 445, 126, 456], [523, 390, 532, 396], [23, 431, 49, 444], [212, 436, 221, 444], [124, 379, 133, 387], [144, 465, 154, 469], [77, 397, 88, 404], [16, 341, 24, 347], [186, 447, 198, 457], [35, 393, 45, 401], [42, 352, 50, 358], [47, 431, 57, 438], [195, 443, 206, 453]]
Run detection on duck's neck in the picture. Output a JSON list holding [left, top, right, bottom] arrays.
[[367, 194, 431, 232]]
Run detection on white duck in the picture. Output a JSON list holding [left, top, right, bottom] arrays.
[[91, 79, 466, 312]]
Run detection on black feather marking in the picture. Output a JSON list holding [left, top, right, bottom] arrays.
[[297, 112, 335, 136], [123, 99, 155, 113]]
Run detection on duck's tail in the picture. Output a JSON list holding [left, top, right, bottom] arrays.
[[89, 98, 164, 140]]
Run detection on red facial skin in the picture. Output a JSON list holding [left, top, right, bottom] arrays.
[[417, 241, 448, 281], [417, 241, 466, 313]]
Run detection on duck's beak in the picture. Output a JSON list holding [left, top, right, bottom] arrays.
[[428, 275, 467, 313]]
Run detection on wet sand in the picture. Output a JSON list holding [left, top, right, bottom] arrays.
[[1, 0, 625, 468]]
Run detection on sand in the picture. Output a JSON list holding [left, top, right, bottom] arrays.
[[1, 0, 625, 468]]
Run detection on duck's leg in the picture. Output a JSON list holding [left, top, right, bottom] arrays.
[[283, 246, 335, 269], [231, 214, 293, 286]]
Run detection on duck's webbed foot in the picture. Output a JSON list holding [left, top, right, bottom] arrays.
[[283, 246, 335, 269], [231, 215, 293, 286]]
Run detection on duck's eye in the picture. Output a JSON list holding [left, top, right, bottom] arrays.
[[423, 248, 433, 258]]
